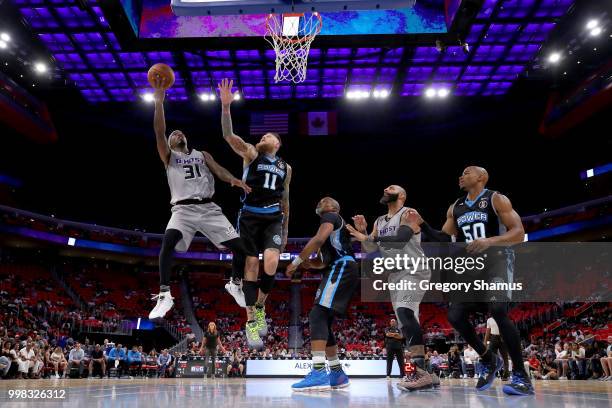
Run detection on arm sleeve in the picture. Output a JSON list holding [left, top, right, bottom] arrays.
[[320, 212, 341, 229], [420, 222, 452, 242]]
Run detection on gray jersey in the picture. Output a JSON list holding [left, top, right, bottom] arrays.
[[166, 150, 215, 205], [376, 207, 430, 322], [374, 207, 425, 259]]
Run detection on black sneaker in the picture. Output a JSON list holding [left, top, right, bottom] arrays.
[[502, 370, 535, 396], [476, 354, 503, 391]]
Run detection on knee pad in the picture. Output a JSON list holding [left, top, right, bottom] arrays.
[[243, 280, 258, 307], [259, 272, 275, 294], [397, 307, 423, 347], [222, 237, 248, 257], [309, 305, 331, 341]]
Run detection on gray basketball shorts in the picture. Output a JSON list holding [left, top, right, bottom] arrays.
[[388, 267, 431, 327], [166, 202, 239, 252]]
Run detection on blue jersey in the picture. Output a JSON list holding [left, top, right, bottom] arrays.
[[242, 153, 287, 208], [453, 189, 506, 243]]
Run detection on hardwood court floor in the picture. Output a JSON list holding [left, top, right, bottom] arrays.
[[0, 377, 610, 407]]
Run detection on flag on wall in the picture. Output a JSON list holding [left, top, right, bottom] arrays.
[[249, 112, 289, 136], [299, 112, 337, 136]]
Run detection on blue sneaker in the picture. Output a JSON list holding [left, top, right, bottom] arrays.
[[503, 371, 535, 396], [476, 355, 503, 391], [329, 369, 350, 389], [292, 369, 331, 392]]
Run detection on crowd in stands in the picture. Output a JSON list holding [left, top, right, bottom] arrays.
[[2, 298, 610, 380], [0, 333, 182, 379]]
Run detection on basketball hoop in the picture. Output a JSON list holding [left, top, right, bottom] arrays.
[[265, 12, 323, 84]]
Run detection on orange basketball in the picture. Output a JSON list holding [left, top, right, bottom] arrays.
[[147, 63, 175, 89]]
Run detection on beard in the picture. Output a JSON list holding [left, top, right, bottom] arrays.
[[379, 193, 399, 205], [256, 142, 273, 154]]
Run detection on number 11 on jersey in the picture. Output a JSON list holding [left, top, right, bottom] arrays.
[[263, 172, 277, 190]]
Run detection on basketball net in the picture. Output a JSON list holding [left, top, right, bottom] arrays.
[[265, 12, 323, 83]]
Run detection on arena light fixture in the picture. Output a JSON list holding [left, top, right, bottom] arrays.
[[437, 88, 450, 98], [373, 89, 389, 99], [34, 62, 47, 73], [590, 27, 602, 36], [233, 93, 241, 101], [199, 93, 216, 102], [586, 20, 599, 30], [548, 52, 561, 64], [424, 88, 437, 98], [0, 32, 9, 42], [142, 93, 154, 103], [0, 40, 6, 50]]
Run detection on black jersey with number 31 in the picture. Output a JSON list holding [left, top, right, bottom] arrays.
[[242, 153, 287, 208], [452, 189, 506, 243]]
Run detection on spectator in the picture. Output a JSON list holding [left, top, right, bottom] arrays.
[[17, 342, 37, 379], [1, 341, 18, 379], [384, 318, 405, 380], [540, 354, 558, 380], [227, 350, 245, 378], [107, 343, 128, 378], [462, 345, 479, 378], [587, 341, 604, 380], [49, 346, 67, 379], [524, 352, 542, 379], [89, 344, 105, 379], [554, 342, 571, 380], [569, 342, 586, 380], [447, 346, 463, 378], [128, 346, 143, 376], [157, 349, 174, 378], [429, 351, 443, 376], [68, 342, 85, 378], [102, 339, 113, 359], [599, 336, 612, 381]]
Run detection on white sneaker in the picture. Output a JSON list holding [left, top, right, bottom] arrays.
[[559, 376, 567, 380], [149, 291, 175, 319], [225, 280, 246, 308], [463, 374, 468, 379], [55, 374, 59, 379]]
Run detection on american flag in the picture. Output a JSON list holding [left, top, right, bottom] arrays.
[[249, 112, 289, 136]]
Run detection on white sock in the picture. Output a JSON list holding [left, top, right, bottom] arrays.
[[328, 355, 341, 371], [312, 351, 326, 370]]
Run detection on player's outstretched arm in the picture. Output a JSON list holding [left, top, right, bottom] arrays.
[[201, 151, 251, 194], [285, 222, 334, 277], [218, 78, 257, 163], [280, 165, 292, 251], [153, 82, 170, 166], [347, 217, 378, 253], [419, 204, 456, 242]]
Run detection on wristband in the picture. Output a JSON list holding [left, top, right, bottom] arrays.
[[291, 256, 304, 267]]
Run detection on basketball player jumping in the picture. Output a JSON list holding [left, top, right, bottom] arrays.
[[347, 185, 438, 391], [148, 78, 251, 320], [218, 79, 292, 349], [285, 197, 357, 391], [414, 166, 534, 396]]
